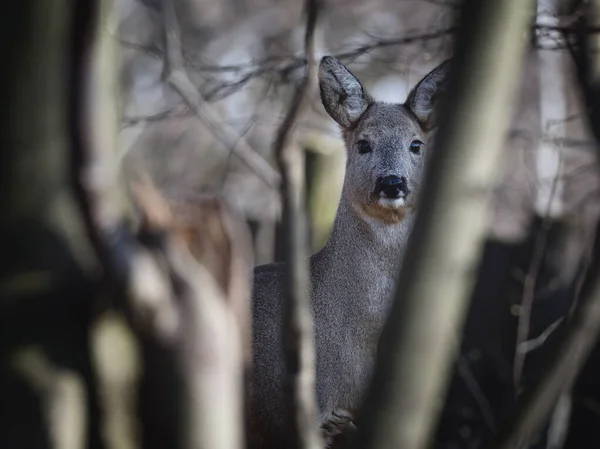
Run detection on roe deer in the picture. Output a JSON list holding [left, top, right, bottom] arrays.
[[249, 56, 449, 448]]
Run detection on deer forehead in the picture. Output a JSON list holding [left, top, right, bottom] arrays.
[[350, 103, 423, 141]]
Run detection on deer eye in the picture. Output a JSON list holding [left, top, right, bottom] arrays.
[[357, 140, 372, 154], [409, 140, 423, 154]]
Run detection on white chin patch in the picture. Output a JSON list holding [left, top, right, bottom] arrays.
[[377, 197, 406, 208]]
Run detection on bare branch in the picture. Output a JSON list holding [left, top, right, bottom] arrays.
[[117, 19, 600, 109], [119, 27, 455, 102], [271, 0, 323, 448], [121, 107, 191, 129], [201, 27, 455, 100], [161, 0, 281, 189], [514, 154, 563, 388], [492, 249, 600, 448], [518, 317, 565, 355], [457, 357, 497, 434]]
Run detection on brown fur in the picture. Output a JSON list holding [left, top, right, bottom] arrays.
[[361, 201, 408, 224]]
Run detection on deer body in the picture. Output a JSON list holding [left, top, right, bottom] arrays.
[[248, 56, 449, 448]]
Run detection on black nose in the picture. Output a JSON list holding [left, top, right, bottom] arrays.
[[375, 175, 410, 199]]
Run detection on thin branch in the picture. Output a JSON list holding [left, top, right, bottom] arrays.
[[546, 389, 572, 449], [161, 0, 281, 189], [492, 242, 600, 449], [457, 357, 497, 434], [514, 153, 563, 388], [197, 27, 455, 74], [119, 27, 455, 102], [118, 21, 600, 106], [69, 0, 131, 295], [272, 0, 323, 448], [121, 107, 190, 129], [405, 0, 460, 8], [518, 317, 565, 355]]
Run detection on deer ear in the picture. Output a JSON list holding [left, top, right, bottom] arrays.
[[406, 60, 451, 129], [319, 56, 371, 128]]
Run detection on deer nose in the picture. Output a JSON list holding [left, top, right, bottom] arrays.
[[375, 175, 410, 199]]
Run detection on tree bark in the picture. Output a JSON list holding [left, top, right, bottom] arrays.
[[353, 2, 535, 449], [0, 1, 103, 448], [0, 3, 253, 449]]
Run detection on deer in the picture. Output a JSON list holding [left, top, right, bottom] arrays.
[[248, 55, 450, 448]]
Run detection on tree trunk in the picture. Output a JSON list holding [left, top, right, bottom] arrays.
[[353, 1, 535, 449], [0, 1, 103, 448]]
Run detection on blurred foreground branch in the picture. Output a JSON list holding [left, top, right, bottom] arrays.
[[69, 1, 254, 448], [353, 1, 534, 449], [130, 180, 253, 449], [0, 0, 104, 444]]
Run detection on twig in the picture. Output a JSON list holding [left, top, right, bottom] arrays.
[[119, 20, 600, 106], [272, 0, 323, 448], [68, 0, 131, 298], [122, 22, 600, 100], [161, 0, 280, 189], [119, 27, 455, 102], [492, 247, 600, 449], [121, 107, 190, 129], [518, 317, 564, 355], [457, 357, 497, 434], [514, 153, 563, 388]]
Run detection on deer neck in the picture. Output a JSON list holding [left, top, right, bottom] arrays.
[[323, 194, 413, 260], [313, 193, 415, 312]]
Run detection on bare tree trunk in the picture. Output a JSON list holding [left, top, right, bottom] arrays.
[[0, 0, 105, 448], [353, 2, 534, 449], [1, 2, 254, 449]]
